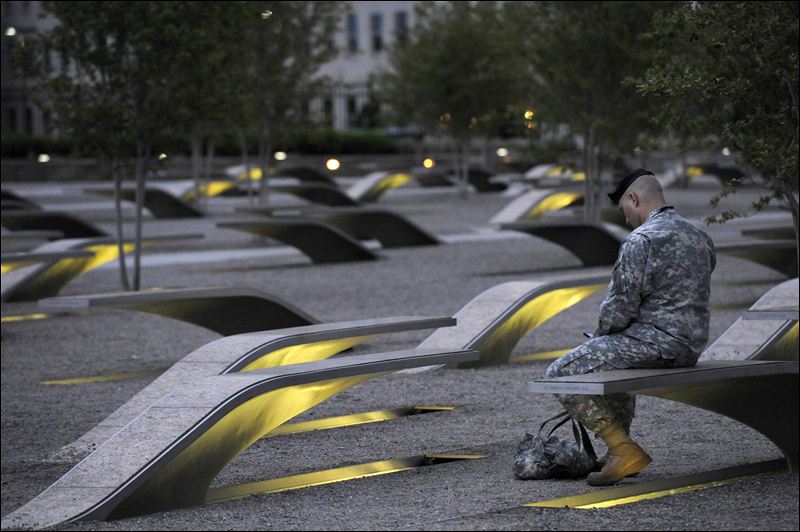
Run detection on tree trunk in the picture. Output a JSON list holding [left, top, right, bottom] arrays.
[[111, 159, 131, 291], [133, 142, 150, 291], [238, 128, 254, 205], [257, 111, 271, 205], [191, 130, 202, 207], [786, 190, 800, 278], [202, 140, 215, 210]]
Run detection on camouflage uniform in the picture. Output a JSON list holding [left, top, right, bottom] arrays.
[[545, 206, 716, 433]]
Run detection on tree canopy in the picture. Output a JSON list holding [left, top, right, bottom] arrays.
[[635, 1, 799, 270]]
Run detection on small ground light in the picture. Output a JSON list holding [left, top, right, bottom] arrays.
[[496, 148, 509, 157], [722, 147, 731, 156], [158, 153, 168, 160], [37, 154, 50, 163], [326, 158, 341, 171], [274, 151, 288, 161], [423, 158, 435, 169], [6, 27, 17, 36]]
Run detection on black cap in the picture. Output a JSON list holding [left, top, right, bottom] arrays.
[[608, 168, 655, 203]]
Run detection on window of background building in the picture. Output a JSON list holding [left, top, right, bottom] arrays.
[[6, 107, 18, 133], [347, 95, 358, 129], [24, 106, 33, 134], [323, 96, 333, 127], [347, 13, 358, 53], [370, 13, 383, 52], [394, 11, 408, 47]]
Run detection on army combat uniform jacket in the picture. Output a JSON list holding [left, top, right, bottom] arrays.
[[595, 205, 716, 365], [545, 206, 716, 433]]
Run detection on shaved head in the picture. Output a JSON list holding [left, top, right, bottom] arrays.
[[627, 175, 665, 203]]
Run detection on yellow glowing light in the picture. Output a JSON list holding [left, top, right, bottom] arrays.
[[239, 336, 375, 372], [524, 109, 535, 120], [475, 285, 605, 365], [37, 154, 50, 163], [114, 374, 380, 512], [266, 406, 455, 437], [1, 313, 49, 323], [722, 147, 731, 156], [545, 165, 569, 177], [326, 158, 341, 171], [2, 261, 34, 274], [41, 368, 167, 385], [527, 191, 584, 219], [496, 148, 509, 157], [360, 172, 414, 201], [469, 116, 479, 128], [235, 167, 263, 182], [571, 172, 586, 181], [510, 348, 571, 363], [440, 112, 451, 122], [206, 453, 483, 504], [158, 153, 168, 161], [183, 180, 237, 201], [758, 322, 798, 362], [274, 151, 288, 161], [423, 158, 435, 169], [687, 166, 703, 178]]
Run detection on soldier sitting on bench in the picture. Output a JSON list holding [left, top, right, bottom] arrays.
[[544, 169, 717, 485]]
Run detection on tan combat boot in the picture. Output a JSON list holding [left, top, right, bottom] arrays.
[[587, 423, 651, 486]]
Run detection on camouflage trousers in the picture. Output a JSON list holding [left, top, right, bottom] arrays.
[[545, 334, 679, 435]]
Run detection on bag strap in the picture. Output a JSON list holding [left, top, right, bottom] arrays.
[[572, 418, 598, 462], [540, 410, 571, 437]]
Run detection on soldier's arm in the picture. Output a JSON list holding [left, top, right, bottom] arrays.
[[594, 235, 649, 336]]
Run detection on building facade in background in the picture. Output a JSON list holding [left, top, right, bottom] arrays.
[[0, 1, 417, 137]]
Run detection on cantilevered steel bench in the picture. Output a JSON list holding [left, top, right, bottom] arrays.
[[501, 221, 629, 267], [0, 230, 63, 252], [346, 171, 415, 202], [217, 219, 379, 263], [529, 278, 799, 471], [405, 270, 611, 369], [1, 234, 202, 303], [85, 187, 204, 218], [39, 286, 318, 336], [502, 220, 798, 276], [58, 315, 455, 457], [1, 211, 108, 238], [528, 360, 799, 471], [237, 206, 440, 248], [1, 347, 478, 530], [489, 189, 584, 225]]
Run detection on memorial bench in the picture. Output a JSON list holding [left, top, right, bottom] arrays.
[[528, 278, 799, 471], [57, 315, 455, 456], [1, 211, 107, 238], [1, 234, 202, 303], [1, 347, 478, 530], [502, 220, 798, 276], [85, 187, 203, 219], [39, 286, 319, 336], [236, 206, 440, 248], [528, 360, 798, 471], [217, 219, 379, 263]]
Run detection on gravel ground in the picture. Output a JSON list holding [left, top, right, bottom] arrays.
[[2, 175, 797, 530]]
